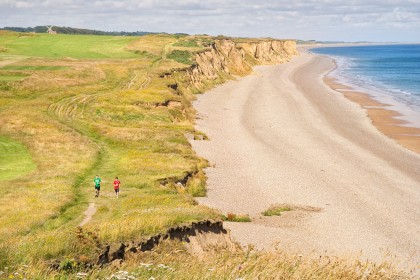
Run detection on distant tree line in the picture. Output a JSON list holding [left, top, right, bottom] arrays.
[[0, 26, 161, 36]]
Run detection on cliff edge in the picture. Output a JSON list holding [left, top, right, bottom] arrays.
[[187, 39, 298, 89]]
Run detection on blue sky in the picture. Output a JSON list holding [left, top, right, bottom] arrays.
[[1, 0, 419, 42]]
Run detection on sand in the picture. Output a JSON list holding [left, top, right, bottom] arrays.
[[191, 53, 420, 267], [79, 202, 96, 227]]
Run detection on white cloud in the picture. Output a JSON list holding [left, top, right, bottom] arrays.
[[0, 0, 419, 41]]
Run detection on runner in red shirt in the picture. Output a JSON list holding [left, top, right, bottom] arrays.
[[113, 177, 120, 198]]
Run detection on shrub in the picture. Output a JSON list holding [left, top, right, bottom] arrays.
[[173, 40, 199, 48], [167, 50, 193, 65]]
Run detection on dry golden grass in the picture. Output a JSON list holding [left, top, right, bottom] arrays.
[[126, 34, 178, 56], [118, 242, 411, 280], [12, 240, 410, 279], [0, 33, 220, 274]]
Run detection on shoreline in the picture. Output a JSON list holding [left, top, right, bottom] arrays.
[[191, 52, 420, 268], [324, 76, 420, 154], [303, 45, 420, 154]]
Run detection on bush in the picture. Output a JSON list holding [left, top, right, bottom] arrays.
[[167, 50, 193, 65], [173, 40, 199, 48]]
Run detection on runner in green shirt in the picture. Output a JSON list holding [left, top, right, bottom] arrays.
[[94, 175, 101, 197]]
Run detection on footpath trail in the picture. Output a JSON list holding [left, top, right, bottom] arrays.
[[192, 53, 420, 266], [79, 202, 96, 227]]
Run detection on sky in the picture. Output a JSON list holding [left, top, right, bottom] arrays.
[[1, 0, 420, 42]]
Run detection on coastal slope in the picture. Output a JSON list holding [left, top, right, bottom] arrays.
[[192, 53, 420, 264]]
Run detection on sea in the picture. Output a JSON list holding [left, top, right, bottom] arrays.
[[311, 44, 420, 127]]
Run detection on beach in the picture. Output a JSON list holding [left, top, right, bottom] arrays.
[[325, 77, 420, 154], [191, 52, 420, 266]]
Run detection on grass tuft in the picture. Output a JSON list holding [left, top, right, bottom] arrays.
[[222, 213, 252, 222], [262, 204, 292, 216]]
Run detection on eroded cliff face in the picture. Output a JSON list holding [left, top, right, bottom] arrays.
[[187, 39, 298, 89], [239, 40, 298, 64]]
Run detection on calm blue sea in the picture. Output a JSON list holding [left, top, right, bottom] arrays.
[[311, 44, 420, 126]]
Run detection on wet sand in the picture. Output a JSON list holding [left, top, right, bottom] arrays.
[[191, 52, 420, 267], [325, 77, 420, 153]]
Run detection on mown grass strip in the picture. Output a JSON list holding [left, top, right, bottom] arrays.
[[1, 65, 69, 71], [167, 50, 193, 64], [0, 73, 28, 81]]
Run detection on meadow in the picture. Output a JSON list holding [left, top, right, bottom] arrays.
[[0, 31, 219, 273], [0, 31, 409, 279]]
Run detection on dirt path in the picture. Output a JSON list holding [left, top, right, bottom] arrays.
[[79, 202, 96, 227], [124, 72, 138, 89], [47, 93, 100, 120], [191, 53, 420, 266]]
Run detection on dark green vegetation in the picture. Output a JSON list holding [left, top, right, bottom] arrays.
[[167, 50, 193, 64], [173, 39, 200, 48]]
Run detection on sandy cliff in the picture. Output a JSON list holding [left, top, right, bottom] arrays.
[[187, 39, 298, 89]]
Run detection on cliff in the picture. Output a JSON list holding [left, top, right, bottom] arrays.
[[156, 38, 298, 122], [187, 39, 298, 89]]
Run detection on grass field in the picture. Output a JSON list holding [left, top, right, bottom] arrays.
[[0, 31, 219, 275], [0, 31, 409, 279], [0, 32, 140, 59]]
